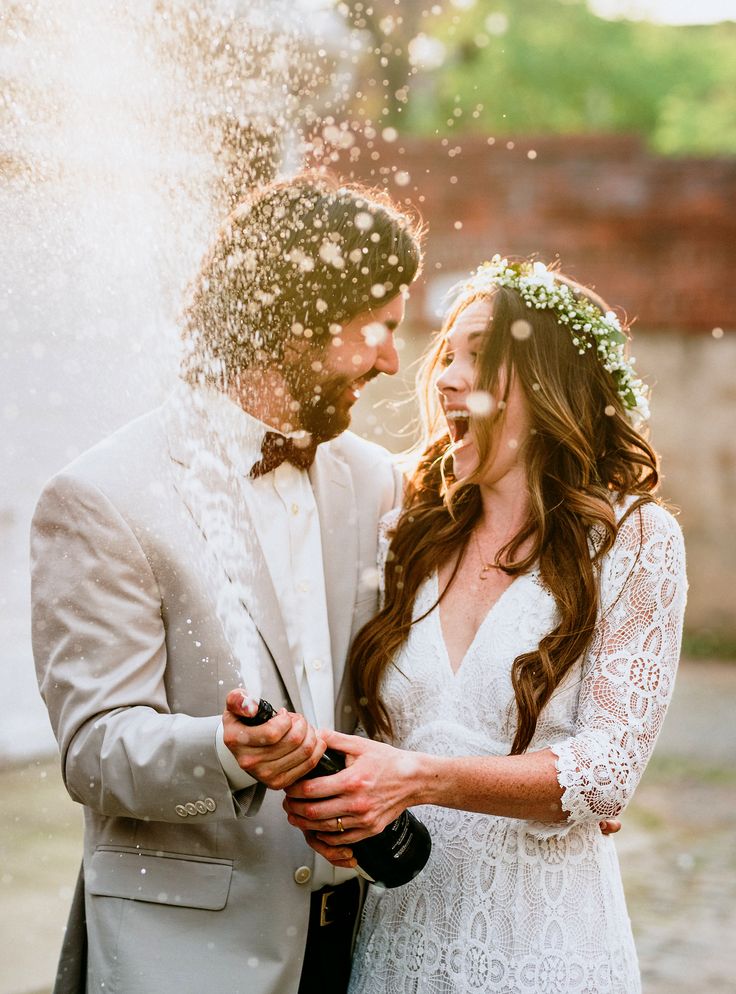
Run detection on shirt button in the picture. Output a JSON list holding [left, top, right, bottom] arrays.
[[291, 503, 299, 515], [194, 800, 208, 815], [312, 659, 323, 671], [185, 802, 198, 816], [299, 580, 311, 593], [175, 805, 188, 818], [204, 797, 216, 812], [294, 866, 312, 885]]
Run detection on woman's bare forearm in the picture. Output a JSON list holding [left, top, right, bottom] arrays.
[[410, 747, 566, 823]]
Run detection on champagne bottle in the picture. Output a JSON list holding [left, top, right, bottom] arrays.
[[237, 697, 431, 888]]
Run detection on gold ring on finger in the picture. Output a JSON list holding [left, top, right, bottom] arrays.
[[336, 816, 345, 833]]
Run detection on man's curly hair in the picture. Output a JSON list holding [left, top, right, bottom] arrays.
[[181, 171, 423, 386]]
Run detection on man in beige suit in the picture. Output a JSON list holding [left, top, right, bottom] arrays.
[[31, 174, 423, 994]]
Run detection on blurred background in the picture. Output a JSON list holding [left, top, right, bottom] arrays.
[[1, 1, 734, 992]]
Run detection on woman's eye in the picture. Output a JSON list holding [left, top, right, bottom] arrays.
[[470, 352, 478, 364], [440, 352, 454, 367]]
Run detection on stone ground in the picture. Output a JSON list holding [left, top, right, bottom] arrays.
[[1, 658, 734, 994]]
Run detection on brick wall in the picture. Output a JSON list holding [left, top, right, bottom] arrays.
[[334, 132, 736, 334]]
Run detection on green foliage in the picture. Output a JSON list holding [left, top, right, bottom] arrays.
[[402, 0, 736, 156], [681, 629, 736, 661]]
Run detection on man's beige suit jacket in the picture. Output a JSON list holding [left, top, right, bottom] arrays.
[[31, 390, 400, 994]]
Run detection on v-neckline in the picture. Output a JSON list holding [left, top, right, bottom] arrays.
[[433, 568, 528, 677]]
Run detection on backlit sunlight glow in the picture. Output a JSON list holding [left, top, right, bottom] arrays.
[[589, 0, 736, 23]]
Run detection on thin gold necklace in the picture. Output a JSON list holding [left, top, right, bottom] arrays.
[[473, 530, 504, 581]]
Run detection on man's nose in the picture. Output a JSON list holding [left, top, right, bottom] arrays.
[[376, 335, 400, 376]]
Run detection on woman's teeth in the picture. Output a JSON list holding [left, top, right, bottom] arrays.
[[446, 410, 470, 442]]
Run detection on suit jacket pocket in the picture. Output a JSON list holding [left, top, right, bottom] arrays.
[[87, 846, 233, 911]]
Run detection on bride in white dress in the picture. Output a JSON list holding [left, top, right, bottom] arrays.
[[284, 258, 687, 994]]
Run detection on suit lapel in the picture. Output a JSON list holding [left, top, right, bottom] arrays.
[[310, 445, 359, 706], [165, 393, 303, 713]]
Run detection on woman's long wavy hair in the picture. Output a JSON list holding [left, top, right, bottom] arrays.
[[350, 269, 659, 754]]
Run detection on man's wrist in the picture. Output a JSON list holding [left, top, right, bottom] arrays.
[[216, 721, 258, 790]]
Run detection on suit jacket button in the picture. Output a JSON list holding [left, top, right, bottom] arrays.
[[204, 797, 216, 812], [175, 805, 188, 817], [185, 802, 198, 816], [294, 866, 312, 885], [194, 800, 208, 815]]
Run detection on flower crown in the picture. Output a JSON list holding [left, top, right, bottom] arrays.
[[463, 256, 650, 423]]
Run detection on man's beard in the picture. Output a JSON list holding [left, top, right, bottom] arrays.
[[282, 359, 363, 444]]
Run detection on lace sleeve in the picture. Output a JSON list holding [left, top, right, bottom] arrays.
[[550, 501, 687, 825], [377, 507, 401, 610]]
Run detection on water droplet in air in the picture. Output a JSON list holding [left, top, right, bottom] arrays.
[[360, 567, 380, 590], [511, 319, 532, 340], [362, 322, 387, 346], [466, 390, 494, 416]]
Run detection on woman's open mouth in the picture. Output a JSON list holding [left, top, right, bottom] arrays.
[[445, 409, 470, 443]]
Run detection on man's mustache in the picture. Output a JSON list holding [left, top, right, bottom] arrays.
[[306, 368, 381, 407]]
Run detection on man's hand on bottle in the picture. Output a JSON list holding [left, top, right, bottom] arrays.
[[300, 831, 358, 870], [222, 688, 326, 790]]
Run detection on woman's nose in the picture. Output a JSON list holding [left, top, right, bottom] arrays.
[[436, 360, 465, 394]]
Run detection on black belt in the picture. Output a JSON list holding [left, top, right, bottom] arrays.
[[310, 879, 360, 928], [300, 879, 361, 992]]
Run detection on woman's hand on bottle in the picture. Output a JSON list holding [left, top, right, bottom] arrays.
[[282, 729, 421, 845]]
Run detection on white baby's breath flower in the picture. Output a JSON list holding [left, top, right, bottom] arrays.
[[530, 261, 556, 290]]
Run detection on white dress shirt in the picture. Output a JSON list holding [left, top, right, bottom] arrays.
[[207, 390, 355, 887]]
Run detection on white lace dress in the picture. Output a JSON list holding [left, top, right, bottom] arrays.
[[349, 498, 687, 994]]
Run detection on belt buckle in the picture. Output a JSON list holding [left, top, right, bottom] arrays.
[[319, 888, 335, 927]]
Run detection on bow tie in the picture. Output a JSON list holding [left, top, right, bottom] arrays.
[[249, 431, 318, 479]]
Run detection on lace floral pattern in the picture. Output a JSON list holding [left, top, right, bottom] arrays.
[[349, 499, 686, 994]]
